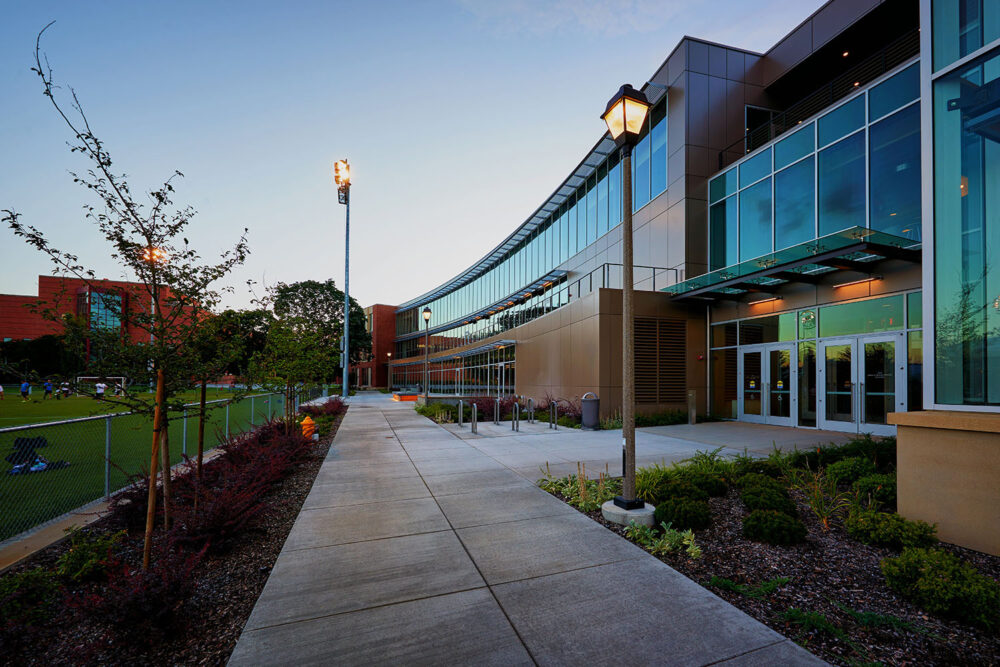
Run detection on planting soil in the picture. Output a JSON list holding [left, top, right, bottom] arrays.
[[0, 408, 344, 666], [555, 486, 1000, 666]]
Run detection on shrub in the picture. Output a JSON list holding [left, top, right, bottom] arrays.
[[731, 458, 784, 481], [852, 473, 897, 510], [734, 472, 786, 492], [742, 510, 807, 545], [881, 548, 1000, 631], [299, 397, 346, 417], [635, 464, 674, 503], [825, 456, 877, 486], [653, 498, 711, 531], [55, 529, 125, 582], [740, 485, 797, 516], [786, 435, 896, 473], [652, 478, 708, 505], [106, 470, 153, 531], [624, 521, 702, 559], [845, 510, 936, 550], [0, 568, 60, 632], [680, 470, 728, 497], [634, 410, 686, 427], [76, 546, 205, 638]]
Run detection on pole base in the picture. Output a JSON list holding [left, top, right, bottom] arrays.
[[613, 496, 645, 510]]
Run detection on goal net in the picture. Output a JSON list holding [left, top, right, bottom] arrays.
[[75, 377, 127, 395]]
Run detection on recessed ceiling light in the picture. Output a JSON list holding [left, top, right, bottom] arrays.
[[853, 81, 860, 87], [842, 51, 849, 57]]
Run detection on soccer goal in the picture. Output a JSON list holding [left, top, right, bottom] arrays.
[[75, 376, 127, 396]]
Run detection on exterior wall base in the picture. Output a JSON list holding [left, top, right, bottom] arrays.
[[888, 410, 1000, 556]]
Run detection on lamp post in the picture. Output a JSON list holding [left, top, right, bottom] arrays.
[[601, 84, 650, 511], [386, 351, 392, 391], [334, 159, 351, 399], [422, 307, 432, 398]]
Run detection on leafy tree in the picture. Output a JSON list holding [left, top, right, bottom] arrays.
[[271, 280, 370, 367], [2, 24, 249, 568]]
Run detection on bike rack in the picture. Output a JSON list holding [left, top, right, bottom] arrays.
[[472, 403, 478, 434], [512, 402, 520, 432], [550, 403, 557, 430], [457, 400, 464, 427], [494, 398, 500, 425]]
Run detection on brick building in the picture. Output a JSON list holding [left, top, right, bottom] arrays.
[[354, 304, 396, 388], [0, 275, 163, 345]]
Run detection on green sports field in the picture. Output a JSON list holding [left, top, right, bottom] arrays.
[[0, 389, 292, 542]]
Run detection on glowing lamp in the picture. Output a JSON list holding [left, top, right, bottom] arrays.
[[601, 84, 650, 147]]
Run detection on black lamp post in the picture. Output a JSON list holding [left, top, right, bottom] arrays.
[[422, 307, 432, 398], [601, 84, 650, 511], [386, 351, 392, 391]]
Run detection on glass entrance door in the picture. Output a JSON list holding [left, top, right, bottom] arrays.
[[739, 344, 796, 426], [817, 333, 904, 436]]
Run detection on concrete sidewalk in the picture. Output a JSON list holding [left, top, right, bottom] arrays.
[[229, 393, 825, 666]]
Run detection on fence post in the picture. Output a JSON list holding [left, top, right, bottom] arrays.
[[226, 402, 230, 438], [182, 409, 188, 457], [267, 394, 271, 420], [458, 400, 464, 427], [251, 396, 255, 427], [104, 416, 112, 500]]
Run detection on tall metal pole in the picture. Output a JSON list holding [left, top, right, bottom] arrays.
[[342, 192, 350, 399], [620, 144, 639, 506], [423, 318, 430, 399]]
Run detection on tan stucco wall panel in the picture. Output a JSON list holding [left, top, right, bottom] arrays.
[[891, 411, 1000, 556]]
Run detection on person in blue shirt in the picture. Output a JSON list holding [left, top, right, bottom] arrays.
[[20, 381, 30, 401], [43, 380, 53, 400]]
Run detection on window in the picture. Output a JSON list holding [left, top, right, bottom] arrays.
[[933, 49, 1000, 405], [818, 96, 864, 147], [933, 0, 1000, 71], [739, 148, 771, 187], [774, 156, 815, 250], [586, 176, 597, 246], [710, 168, 737, 203], [597, 163, 609, 237], [818, 132, 865, 235], [869, 104, 920, 240], [633, 132, 651, 210], [710, 196, 738, 270], [738, 178, 771, 261], [869, 63, 919, 120], [818, 296, 904, 337], [650, 102, 667, 196], [774, 124, 814, 170]]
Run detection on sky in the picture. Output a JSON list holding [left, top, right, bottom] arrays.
[[0, 0, 825, 311]]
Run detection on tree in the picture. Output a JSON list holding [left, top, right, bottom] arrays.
[[3, 24, 250, 568], [272, 280, 371, 367]]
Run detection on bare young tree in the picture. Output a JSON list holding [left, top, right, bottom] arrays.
[[3, 23, 250, 569]]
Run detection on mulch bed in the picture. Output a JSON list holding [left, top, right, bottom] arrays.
[[553, 487, 1000, 666], [0, 412, 343, 666]]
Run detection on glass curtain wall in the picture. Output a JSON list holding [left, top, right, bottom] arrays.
[[708, 62, 921, 271], [932, 48, 1000, 406], [394, 97, 668, 358]]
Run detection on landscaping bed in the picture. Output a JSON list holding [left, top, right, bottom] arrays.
[[539, 440, 1000, 666], [0, 398, 346, 666]]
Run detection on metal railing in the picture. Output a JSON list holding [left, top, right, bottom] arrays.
[[0, 389, 320, 544], [718, 30, 920, 170]]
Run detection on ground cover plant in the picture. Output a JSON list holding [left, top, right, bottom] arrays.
[[0, 399, 346, 665], [538, 436, 1000, 665]]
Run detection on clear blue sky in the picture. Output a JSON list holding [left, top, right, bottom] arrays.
[[1, 1, 824, 310]]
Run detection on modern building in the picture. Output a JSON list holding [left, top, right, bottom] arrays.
[[387, 0, 999, 550], [0, 275, 158, 345], [354, 304, 396, 388]]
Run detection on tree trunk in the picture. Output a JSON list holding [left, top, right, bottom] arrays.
[[142, 367, 165, 570], [160, 420, 172, 530]]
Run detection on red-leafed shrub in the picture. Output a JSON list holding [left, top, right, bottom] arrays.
[[106, 470, 153, 532], [73, 546, 205, 638]]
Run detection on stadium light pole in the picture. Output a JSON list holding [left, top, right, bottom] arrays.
[[601, 84, 650, 511], [422, 307, 432, 399], [334, 160, 351, 399]]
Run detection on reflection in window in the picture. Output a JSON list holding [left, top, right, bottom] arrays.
[[933, 50, 1000, 405], [819, 295, 904, 337], [739, 148, 771, 187], [818, 132, 866, 235], [933, 0, 1000, 71], [869, 104, 921, 240], [633, 132, 650, 210], [774, 124, 814, 170], [774, 157, 815, 250], [818, 96, 864, 147], [650, 102, 667, 196], [869, 63, 919, 120], [710, 168, 737, 203], [739, 178, 771, 261], [710, 197, 738, 270]]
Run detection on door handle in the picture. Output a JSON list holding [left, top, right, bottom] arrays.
[[860, 382, 865, 424]]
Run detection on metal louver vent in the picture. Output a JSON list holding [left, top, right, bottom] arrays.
[[634, 318, 687, 404]]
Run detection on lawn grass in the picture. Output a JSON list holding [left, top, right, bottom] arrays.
[[0, 387, 240, 428], [0, 391, 288, 541]]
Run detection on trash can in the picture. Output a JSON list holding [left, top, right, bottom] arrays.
[[581, 392, 600, 430]]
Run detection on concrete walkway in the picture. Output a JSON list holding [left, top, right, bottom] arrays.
[[229, 394, 825, 666]]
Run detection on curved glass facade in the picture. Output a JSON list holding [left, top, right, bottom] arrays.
[[708, 62, 921, 271], [395, 97, 668, 358]]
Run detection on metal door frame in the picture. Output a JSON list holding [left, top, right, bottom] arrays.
[[739, 343, 797, 426], [817, 333, 903, 435]]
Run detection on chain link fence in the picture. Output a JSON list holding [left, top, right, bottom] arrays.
[[0, 387, 329, 543]]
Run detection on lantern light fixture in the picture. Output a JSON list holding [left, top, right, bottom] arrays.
[[601, 84, 651, 147]]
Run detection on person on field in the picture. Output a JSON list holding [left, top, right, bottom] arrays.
[[60, 381, 70, 399], [20, 381, 30, 401], [0, 384, 4, 400], [95, 380, 107, 400], [43, 380, 53, 400]]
